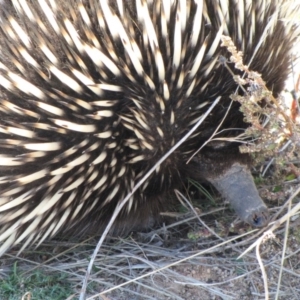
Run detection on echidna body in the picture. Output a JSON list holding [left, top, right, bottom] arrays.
[[0, 0, 298, 255]]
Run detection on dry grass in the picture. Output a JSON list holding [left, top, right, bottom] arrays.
[[1, 180, 300, 300]]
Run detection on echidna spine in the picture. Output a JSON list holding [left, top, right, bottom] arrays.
[[0, 0, 298, 255]]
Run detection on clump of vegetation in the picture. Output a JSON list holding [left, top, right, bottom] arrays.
[[221, 35, 300, 167], [0, 262, 73, 300]]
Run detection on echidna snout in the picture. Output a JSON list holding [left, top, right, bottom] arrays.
[[0, 0, 298, 255], [208, 163, 269, 227], [193, 147, 269, 227]]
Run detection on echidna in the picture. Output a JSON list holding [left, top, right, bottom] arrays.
[[0, 0, 298, 255]]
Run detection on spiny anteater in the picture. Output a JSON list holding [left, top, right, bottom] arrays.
[[0, 0, 298, 255]]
